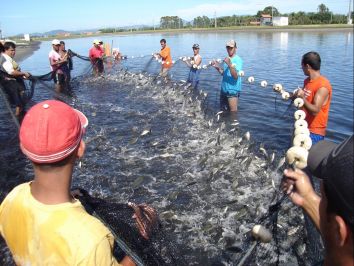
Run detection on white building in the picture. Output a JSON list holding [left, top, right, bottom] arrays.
[[272, 17, 289, 26], [24, 34, 30, 41]]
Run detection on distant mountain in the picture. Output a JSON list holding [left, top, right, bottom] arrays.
[[10, 25, 156, 38], [42, 29, 100, 36]]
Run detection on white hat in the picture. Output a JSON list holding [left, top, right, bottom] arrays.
[[52, 39, 60, 45], [226, 40, 237, 48], [93, 39, 102, 45], [4, 39, 16, 44]]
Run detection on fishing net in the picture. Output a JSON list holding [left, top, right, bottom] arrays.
[[77, 189, 184, 266], [0, 70, 37, 105], [231, 190, 324, 266]]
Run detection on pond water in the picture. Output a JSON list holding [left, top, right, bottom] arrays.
[[0, 29, 353, 265]]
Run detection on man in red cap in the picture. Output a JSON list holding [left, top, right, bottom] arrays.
[[0, 100, 136, 265], [282, 135, 353, 266]]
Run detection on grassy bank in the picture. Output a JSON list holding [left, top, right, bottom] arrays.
[[32, 24, 353, 41]]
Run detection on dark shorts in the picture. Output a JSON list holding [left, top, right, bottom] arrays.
[[1, 79, 25, 107], [222, 91, 241, 98], [93, 58, 104, 74], [53, 73, 66, 85], [220, 92, 240, 111]]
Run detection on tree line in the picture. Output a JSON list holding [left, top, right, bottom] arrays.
[[99, 4, 353, 32]]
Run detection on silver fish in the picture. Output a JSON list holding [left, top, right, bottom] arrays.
[[216, 111, 223, 116], [244, 131, 250, 141], [140, 128, 151, 136], [260, 147, 268, 158], [276, 157, 286, 171]]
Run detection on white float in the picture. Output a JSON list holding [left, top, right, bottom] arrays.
[[260, 80, 268, 87], [293, 98, 304, 108], [286, 146, 309, 169], [294, 110, 306, 120], [293, 134, 312, 150], [294, 119, 308, 129]]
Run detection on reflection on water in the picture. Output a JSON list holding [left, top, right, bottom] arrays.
[[279, 32, 288, 50]]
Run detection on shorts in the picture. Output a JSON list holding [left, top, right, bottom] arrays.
[[159, 68, 169, 77], [1, 79, 25, 107], [310, 133, 324, 145], [220, 92, 240, 111], [92, 58, 104, 74], [222, 91, 241, 98], [53, 73, 66, 85], [188, 69, 200, 88]]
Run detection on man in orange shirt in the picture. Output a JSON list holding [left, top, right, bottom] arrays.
[[155, 39, 172, 77], [295, 51, 332, 145]]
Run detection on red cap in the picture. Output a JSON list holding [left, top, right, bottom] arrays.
[[19, 100, 88, 164]]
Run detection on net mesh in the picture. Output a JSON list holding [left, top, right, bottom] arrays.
[[77, 189, 184, 266], [229, 191, 324, 266], [0, 56, 326, 265]]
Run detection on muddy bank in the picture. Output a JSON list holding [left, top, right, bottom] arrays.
[[14, 41, 41, 63]]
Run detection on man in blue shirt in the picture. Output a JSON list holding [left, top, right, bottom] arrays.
[[212, 40, 243, 112]]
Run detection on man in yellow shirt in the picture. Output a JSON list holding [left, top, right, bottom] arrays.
[[0, 100, 135, 265]]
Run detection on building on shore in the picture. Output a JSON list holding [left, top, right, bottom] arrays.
[[272, 17, 289, 26]]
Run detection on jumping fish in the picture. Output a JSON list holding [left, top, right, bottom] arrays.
[[259, 147, 268, 158], [129, 137, 139, 145], [140, 128, 151, 136], [159, 153, 175, 158], [269, 152, 275, 164], [244, 131, 250, 141], [276, 157, 286, 171], [216, 110, 223, 116], [216, 135, 221, 146]]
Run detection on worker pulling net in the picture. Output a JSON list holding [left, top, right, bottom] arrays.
[[77, 189, 183, 266], [231, 188, 324, 266], [0, 70, 37, 105]]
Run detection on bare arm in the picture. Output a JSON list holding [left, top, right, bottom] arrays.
[[2, 61, 30, 78], [282, 169, 321, 230], [9, 69, 30, 78], [194, 55, 202, 66], [212, 60, 223, 75], [120, 256, 136, 266], [224, 57, 238, 79], [298, 87, 329, 116]]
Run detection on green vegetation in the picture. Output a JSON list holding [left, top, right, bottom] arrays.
[[96, 4, 352, 32], [25, 3, 353, 40]]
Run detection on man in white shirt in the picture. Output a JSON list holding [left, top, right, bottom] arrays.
[[49, 39, 67, 93], [0, 41, 31, 117]]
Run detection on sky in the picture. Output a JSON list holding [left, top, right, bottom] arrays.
[[0, 0, 352, 36]]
